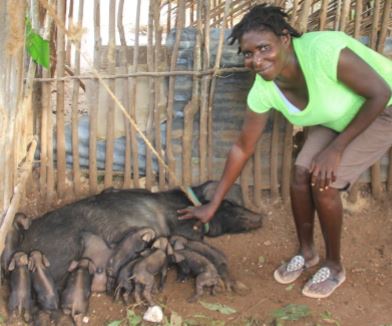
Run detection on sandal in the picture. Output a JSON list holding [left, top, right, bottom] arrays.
[[274, 254, 320, 284], [302, 266, 346, 299]]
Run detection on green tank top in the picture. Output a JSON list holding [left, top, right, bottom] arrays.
[[247, 31, 392, 132]]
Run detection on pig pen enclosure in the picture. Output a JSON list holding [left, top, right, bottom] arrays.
[[1, 0, 392, 325]]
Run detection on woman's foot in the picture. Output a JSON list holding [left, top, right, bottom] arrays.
[[274, 254, 320, 284], [302, 266, 346, 298]]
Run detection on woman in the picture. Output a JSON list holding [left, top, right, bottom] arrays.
[[178, 4, 392, 298]]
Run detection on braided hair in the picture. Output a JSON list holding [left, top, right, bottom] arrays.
[[228, 4, 302, 51]]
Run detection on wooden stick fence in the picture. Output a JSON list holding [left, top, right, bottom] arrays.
[[1, 0, 391, 238]]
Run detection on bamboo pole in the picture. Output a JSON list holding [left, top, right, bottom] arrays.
[[103, 0, 116, 189], [70, 0, 83, 196], [199, 0, 211, 182], [117, 0, 132, 188], [129, 0, 141, 188], [145, 0, 155, 190], [153, 0, 165, 189], [56, 0, 66, 198], [207, 0, 232, 179], [183, 0, 202, 186], [89, 0, 100, 194], [166, 0, 185, 187]]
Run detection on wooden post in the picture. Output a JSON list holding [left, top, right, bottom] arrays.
[[89, 0, 100, 194], [166, 0, 185, 187], [129, 0, 141, 188], [207, 0, 232, 179], [183, 0, 202, 186], [199, 0, 211, 183], [270, 111, 282, 200], [117, 0, 132, 188], [70, 0, 84, 196], [103, 0, 116, 189], [56, 0, 67, 197]]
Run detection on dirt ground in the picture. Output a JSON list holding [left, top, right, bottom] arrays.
[[1, 187, 392, 326]]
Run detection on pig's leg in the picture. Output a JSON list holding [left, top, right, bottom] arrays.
[[141, 277, 155, 306], [133, 283, 143, 305]]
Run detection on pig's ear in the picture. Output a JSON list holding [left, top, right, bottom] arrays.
[[174, 252, 185, 263], [8, 258, 16, 271], [68, 260, 79, 272], [42, 255, 50, 267]]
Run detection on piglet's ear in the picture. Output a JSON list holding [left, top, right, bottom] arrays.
[[42, 255, 50, 267], [8, 258, 16, 271], [68, 260, 79, 272], [88, 261, 96, 275], [28, 257, 35, 272]]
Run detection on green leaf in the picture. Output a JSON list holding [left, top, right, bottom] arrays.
[[273, 304, 310, 321], [127, 309, 142, 326], [199, 301, 236, 315], [107, 321, 122, 326], [25, 17, 50, 68]]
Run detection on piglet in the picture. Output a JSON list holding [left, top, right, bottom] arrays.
[[172, 249, 222, 302], [106, 227, 155, 293], [61, 258, 95, 326], [132, 237, 173, 306], [1, 213, 31, 274], [7, 251, 33, 323], [29, 250, 59, 312], [80, 232, 113, 292]]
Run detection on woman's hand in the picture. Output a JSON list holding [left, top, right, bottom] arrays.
[[310, 145, 343, 190], [177, 202, 218, 224]]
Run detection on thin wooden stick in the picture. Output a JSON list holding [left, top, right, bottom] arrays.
[[117, 0, 131, 188], [388, 148, 392, 193], [370, 0, 381, 50], [319, 0, 329, 30], [353, 0, 363, 38], [199, 0, 211, 182], [70, 0, 83, 196], [298, 0, 312, 32], [88, 0, 100, 194], [339, 0, 351, 31], [166, 0, 185, 187], [183, 0, 202, 186], [145, 0, 155, 190], [377, 0, 391, 53], [56, 0, 66, 197], [130, 0, 141, 188], [153, 0, 165, 189], [65, 0, 73, 66], [281, 121, 293, 202], [103, 0, 116, 189], [207, 0, 232, 179], [270, 111, 281, 200], [253, 139, 263, 209]]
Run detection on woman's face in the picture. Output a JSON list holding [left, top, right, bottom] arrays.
[[240, 29, 291, 81]]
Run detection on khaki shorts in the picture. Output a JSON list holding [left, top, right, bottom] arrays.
[[295, 107, 392, 190]]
